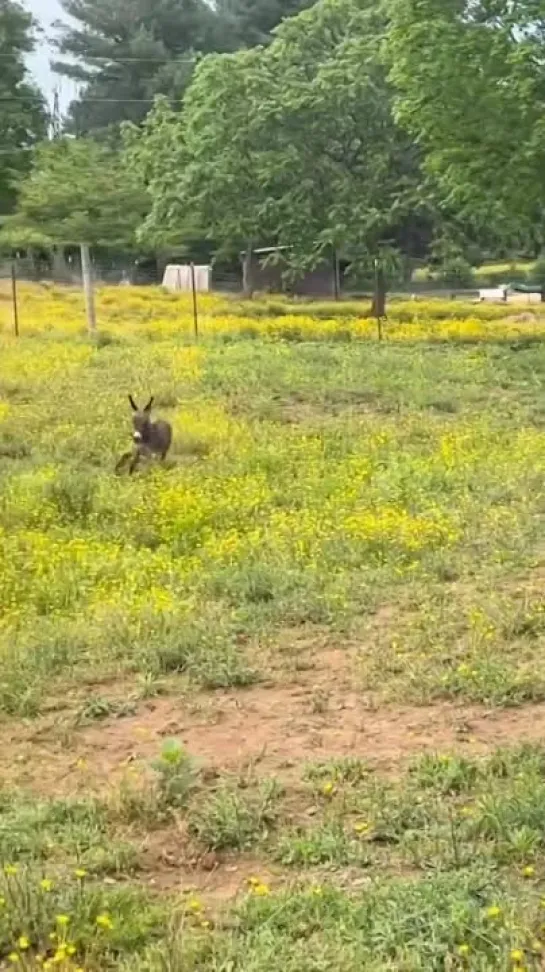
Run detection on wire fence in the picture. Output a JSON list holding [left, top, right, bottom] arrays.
[[0, 255, 246, 291], [0, 254, 479, 302]]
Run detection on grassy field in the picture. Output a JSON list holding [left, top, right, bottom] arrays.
[[1, 284, 545, 969], [413, 260, 538, 287]]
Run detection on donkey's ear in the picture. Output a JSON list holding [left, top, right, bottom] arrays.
[[129, 395, 138, 411], [144, 396, 154, 413]]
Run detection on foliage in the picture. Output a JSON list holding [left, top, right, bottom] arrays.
[[216, 0, 314, 47], [52, 0, 225, 134], [255, 0, 422, 274], [3, 138, 148, 249], [0, 0, 47, 218], [126, 48, 270, 260], [152, 739, 200, 809], [388, 0, 545, 249], [52, 0, 316, 135], [128, 0, 424, 276]]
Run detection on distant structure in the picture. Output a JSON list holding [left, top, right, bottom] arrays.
[[162, 265, 212, 292], [243, 246, 343, 297], [478, 285, 543, 304]]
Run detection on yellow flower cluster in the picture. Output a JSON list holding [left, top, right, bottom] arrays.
[[1, 282, 543, 342]]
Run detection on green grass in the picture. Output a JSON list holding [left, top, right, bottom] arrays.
[[4, 743, 545, 968], [1, 289, 545, 966]]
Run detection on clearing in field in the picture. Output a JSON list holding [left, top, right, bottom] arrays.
[[1, 284, 545, 969]]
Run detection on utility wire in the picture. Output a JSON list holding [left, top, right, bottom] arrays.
[[0, 95, 161, 102], [0, 54, 198, 63]]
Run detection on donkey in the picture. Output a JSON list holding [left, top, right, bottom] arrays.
[[115, 395, 172, 474]]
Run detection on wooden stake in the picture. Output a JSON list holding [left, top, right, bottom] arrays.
[[190, 261, 198, 339], [11, 261, 19, 337], [374, 258, 383, 341]]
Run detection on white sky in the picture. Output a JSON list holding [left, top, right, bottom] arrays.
[[23, 0, 76, 110]]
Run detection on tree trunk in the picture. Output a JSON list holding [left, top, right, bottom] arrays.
[[333, 249, 341, 300], [242, 241, 254, 298], [371, 263, 387, 318], [51, 246, 70, 282], [80, 243, 97, 334]]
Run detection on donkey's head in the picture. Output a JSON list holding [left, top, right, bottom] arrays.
[[129, 395, 154, 445]]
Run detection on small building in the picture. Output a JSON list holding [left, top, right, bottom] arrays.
[[244, 246, 342, 297], [162, 264, 212, 292]]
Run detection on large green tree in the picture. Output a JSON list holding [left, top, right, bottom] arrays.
[[52, 0, 226, 133], [215, 0, 314, 47], [124, 48, 273, 291], [52, 0, 316, 134], [255, 0, 422, 281], [387, 0, 545, 249], [4, 137, 147, 249], [127, 0, 424, 295], [0, 0, 47, 217]]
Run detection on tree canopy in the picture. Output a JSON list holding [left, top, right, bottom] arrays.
[[126, 0, 425, 282], [3, 137, 147, 249], [387, 0, 545, 250], [215, 0, 314, 47], [0, 0, 47, 217], [52, 0, 316, 134], [124, 0, 419, 284]]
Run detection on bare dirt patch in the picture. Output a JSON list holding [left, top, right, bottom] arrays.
[[4, 639, 545, 798]]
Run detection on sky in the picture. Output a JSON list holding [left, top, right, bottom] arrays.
[[23, 0, 76, 110]]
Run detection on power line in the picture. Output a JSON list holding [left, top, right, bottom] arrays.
[[1, 54, 199, 63], [0, 95, 160, 103]]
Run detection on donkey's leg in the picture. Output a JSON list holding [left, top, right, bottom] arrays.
[[128, 448, 141, 475], [115, 450, 133, 474]]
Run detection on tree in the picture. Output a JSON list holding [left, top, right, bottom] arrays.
[[387, 0, 545, 250], [215, 0, 314, 47], [52, 0, 227, 133], [4, 137, 147, 249], [125, 49, 273, 293], [126, 0, 425, 300], [255, 0, 422, 285], [0, 0, 47, 217]]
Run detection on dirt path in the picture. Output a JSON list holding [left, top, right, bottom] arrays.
[[4, 668, 545, 796]]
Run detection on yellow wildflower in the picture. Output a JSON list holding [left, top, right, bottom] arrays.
[[252, 882, 270, 896], [18, 937, 30, 951], [40, 878, 54, 892], [510, 950, 524, 963], [486, 905, 502, 919], [4, 864, 18, 876], [96, 912, 114, 930], [457, 943, 470, 956], [186, 897, 202, 913], [8, 954, 20, 965], [322, 781, 335, 797], [353, 821, 372, 835], [522, 865, 535, 878], [74, 868, 87, 880], [55, 915, 70, 927]]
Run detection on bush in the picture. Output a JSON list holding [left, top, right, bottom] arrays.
[[437, 256, 475, 288], [528, 256, 545, 289]]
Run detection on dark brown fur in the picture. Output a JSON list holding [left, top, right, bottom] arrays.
[[115, 395, 172, 474]]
